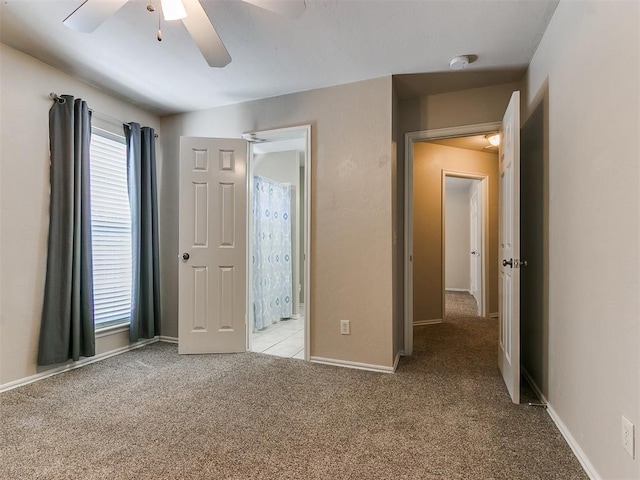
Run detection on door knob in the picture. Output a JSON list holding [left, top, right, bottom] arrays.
[[502, 258, 513, 268], [181, 252, 190, 261]]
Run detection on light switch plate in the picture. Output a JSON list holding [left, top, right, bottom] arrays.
[[622, 415, 635, 458], [340, 319, 350, 335]]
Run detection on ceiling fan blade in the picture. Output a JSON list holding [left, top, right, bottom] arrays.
[[242, 0, 306, 19], [63, 0, 129, 32], [181, 0, 231, 68]]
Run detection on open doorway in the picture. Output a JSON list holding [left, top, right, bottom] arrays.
[[404, 92, 526, 403], [443, 175, 485, 319], [246, 130, 310, 360], [177, 126, 311, 359], [404, 122, 501, 354]]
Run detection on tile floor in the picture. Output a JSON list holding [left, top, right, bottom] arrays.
[[251, 316, 304, 359]]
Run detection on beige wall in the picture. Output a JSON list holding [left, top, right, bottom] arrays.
[[523, 1, 639, 478], [0, 44, 161, 386], [391, 82, 402, 356], [160, 77, 395, 368], [398, 82, 521, 147], [413, 143, 498, 322]]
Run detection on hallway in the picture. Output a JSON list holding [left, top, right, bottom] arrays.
[[444, 290, 480, 318], [407, 290, 584, 478]]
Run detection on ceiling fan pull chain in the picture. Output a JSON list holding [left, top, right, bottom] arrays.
[[146, 1, 162, 42], [157, 9, 163, 41]]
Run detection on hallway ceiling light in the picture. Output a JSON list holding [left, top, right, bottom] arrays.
[[485, 133, 501, 147]]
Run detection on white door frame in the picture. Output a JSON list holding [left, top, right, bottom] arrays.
[[243, 125, 311, 361], [404, 122, 501, 355], [468, 182, 483, 314], [441, 170, 488, 318]]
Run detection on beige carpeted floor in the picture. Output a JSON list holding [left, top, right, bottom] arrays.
[[445, 290, 480, 318], [1, 300, 587, 479]]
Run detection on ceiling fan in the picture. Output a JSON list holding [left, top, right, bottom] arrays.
[[63, 0, 306, 67]]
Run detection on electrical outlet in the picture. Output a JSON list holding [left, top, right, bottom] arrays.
[[622, 415, 635, 458], [340, 320, 350, 335]]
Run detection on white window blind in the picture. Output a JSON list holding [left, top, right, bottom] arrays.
[[89, 130, 132, 328]]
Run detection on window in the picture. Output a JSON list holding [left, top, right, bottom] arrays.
[[89, 129, 132, 329]]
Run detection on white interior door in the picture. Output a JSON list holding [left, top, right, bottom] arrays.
[[498, 91, 521, 403], [178, 137, 247, 354], [469, 187, 481, 312]]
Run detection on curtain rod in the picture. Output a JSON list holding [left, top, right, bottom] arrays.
[[48, 93, 159, 138]]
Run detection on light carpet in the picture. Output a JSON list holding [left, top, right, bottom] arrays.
[[1, 313, 586, 479], [445, 290, 479, 318]]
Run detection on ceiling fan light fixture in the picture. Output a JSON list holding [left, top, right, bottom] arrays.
[[486, 133, 501, 147], [62, 0, 306, 67], [161, 0, 187, 21]]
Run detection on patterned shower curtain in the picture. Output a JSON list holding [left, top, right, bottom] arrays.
[[253, 175, 293, 330]]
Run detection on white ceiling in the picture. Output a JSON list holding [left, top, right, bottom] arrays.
[[429, 134, 499, 153], [445, 176, 477, 192], [252, 137, 305, 154], [0, 0, 559, 116]]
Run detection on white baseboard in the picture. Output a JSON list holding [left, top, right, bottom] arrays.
[[445, 288, 471, 293], [546, 404, 601, 479], [489, 312, 499, 319], [521, 368, 599, 480], [0, 337, 159, 393], [310, 356, 395, 374], [158, 336, 178, 344], [413, 319, 443, 326]]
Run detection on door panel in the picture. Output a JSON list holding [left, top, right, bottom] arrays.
[[179, 137, 247, 354], [498, 91, 521, 403], [470, 188, 480, 308]]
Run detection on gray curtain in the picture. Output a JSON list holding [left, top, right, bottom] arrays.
[[38, 95, 95, 365], [125, 123, 161, 342]]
